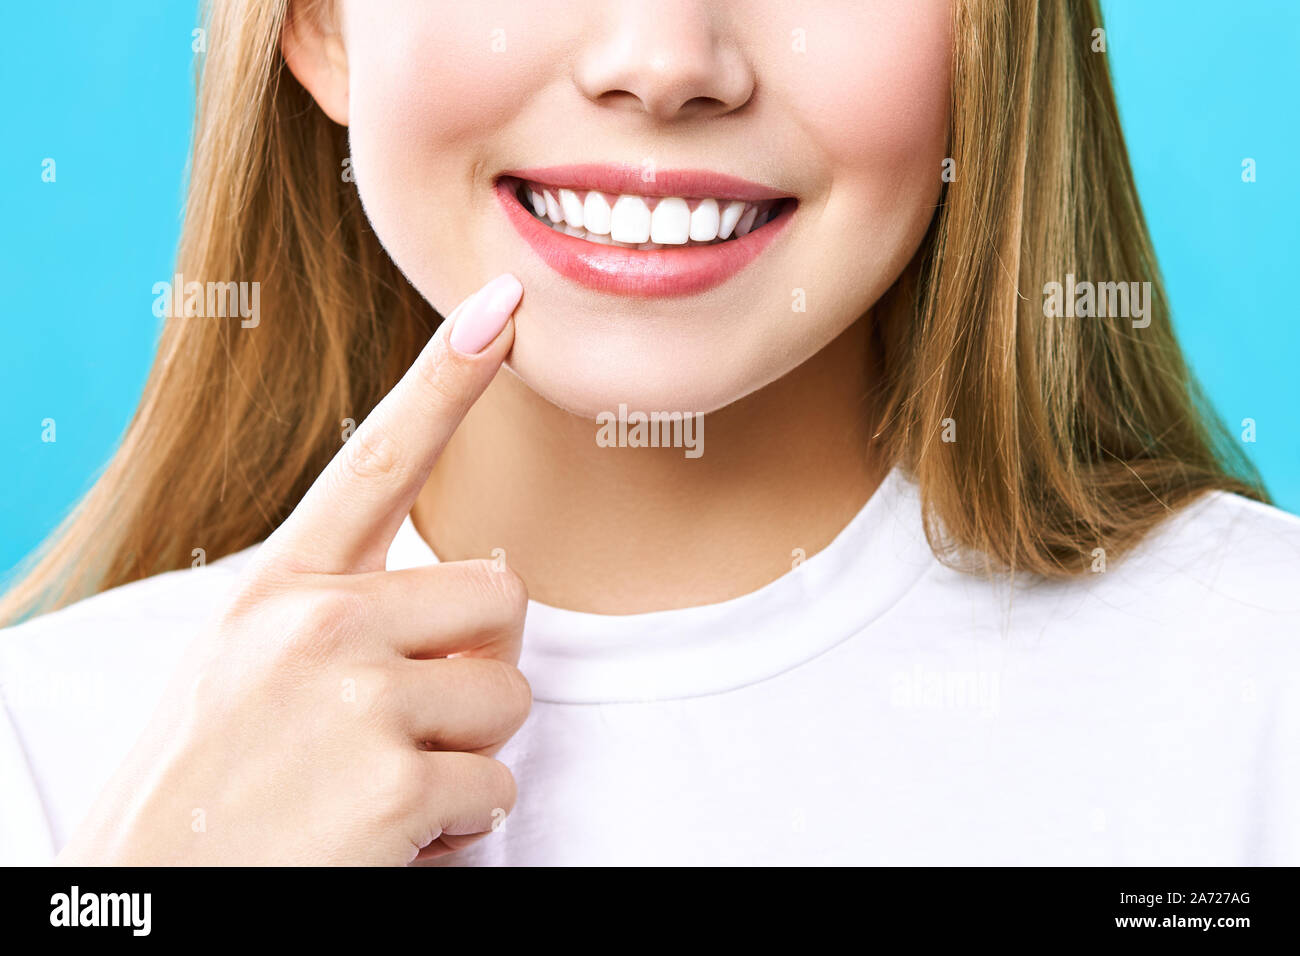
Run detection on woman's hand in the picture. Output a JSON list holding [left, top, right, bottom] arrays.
[[58, 275, 530, 865]]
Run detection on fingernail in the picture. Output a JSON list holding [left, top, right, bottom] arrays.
[[448, 274, 523, 355]]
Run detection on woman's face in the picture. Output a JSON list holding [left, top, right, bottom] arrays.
[[326, 0, 950, 416]]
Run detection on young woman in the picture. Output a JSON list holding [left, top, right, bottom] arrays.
[[2, 0, 1296, 866]]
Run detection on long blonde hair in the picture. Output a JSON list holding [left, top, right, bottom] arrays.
[[1, 0, 1264, 625]]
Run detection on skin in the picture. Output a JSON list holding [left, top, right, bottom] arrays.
[[286, 0, 952, 612], [62, 1, 951, 863]]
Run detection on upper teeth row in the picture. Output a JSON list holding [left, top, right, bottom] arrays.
[[522, 184, 771, 246]]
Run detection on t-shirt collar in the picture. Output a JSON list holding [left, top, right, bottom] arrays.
[[387, 467, 935, 704]]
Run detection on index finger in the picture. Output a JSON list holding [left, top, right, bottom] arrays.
[[264, 273, 524, 573]]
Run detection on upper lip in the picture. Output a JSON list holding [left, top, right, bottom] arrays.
[[498, 163, 791, 202]]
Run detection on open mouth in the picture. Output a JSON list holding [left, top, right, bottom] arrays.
[[505, 178, 791, 249], [495, 164, 797, 297]]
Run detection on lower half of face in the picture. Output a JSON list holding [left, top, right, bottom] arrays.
[[344, 0, 950, 417]]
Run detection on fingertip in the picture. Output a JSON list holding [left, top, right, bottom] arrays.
[[448, 273, 524, 356]]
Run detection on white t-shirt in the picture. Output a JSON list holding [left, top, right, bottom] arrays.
[[2, 469, 1298, 865]]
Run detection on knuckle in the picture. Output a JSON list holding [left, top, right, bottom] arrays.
[[484, 659, 533, 726], [219, 563, 290, 626], [215, 588, 262, 634], [280, 588, 365, 656], [374, 749, 425, 816], [337, 425, 402, 484], [486, 758, 518, 813], [353, 665, 399, 720]]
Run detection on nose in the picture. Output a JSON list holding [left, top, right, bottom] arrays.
[[573, 0, 755, 122]]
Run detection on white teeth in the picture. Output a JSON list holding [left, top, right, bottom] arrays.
[[650, 197, 691, 245], [521, 180, 781, 247], [735, 204, 759, 238], [583, 192, 612, 235], [558, 189, 585, 228], [689, 198, 720, 242], [543, 190, 563, 224], [718, 201, 746, 239], [610, 195, 652, 244]]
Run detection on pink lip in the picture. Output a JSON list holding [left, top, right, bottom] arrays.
[[495, 168, 795, 298]]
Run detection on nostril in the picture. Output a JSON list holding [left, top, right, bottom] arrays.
[[586, 78, 751, 123], [594, 89, 645, 112], [678, 96, 734, 119]]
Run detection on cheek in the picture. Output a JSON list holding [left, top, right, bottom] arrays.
[[788, 2, 951, 218], [346, 5, 534, 153], [340, 4, 546, 305]]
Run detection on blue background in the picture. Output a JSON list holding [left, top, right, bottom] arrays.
[[1, 1, 1297, 582]]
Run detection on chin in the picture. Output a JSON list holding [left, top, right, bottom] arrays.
[[504, 312, 768, 421]]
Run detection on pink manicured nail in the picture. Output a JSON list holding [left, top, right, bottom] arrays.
[[448, 274, 523, 355]]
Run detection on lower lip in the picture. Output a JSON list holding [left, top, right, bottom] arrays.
[[494, 180, 794, 297]]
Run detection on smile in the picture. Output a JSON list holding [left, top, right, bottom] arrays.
[[495, 164, 796, 297]]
